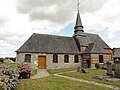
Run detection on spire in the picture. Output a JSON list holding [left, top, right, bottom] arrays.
[[74, 11, 84, 32], [74, 0, 84, 37]]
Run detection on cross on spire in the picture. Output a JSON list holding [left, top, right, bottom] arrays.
[[77, 0, 80, 11]]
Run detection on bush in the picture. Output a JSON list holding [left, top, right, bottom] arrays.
[[0, 58, 4, 63], [95, 63, 100, 69], [3, 68, 14, 78], [112, 64, 115, 71], [81, 68, 86, 73], [0, 64, 19, 90], [18, 64, 32, 79]]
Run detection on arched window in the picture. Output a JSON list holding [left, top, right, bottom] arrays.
[[64, 55, 69, 63], [99, 55, 104, 63], [74, 55, 79, 63], [24, 54, 31, 63], [53, 54, 58, 63]]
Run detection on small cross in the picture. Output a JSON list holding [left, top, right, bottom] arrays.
[[77, 0, 80, 11]]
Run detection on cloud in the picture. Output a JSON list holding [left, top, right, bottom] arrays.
[[0, 0, 120, 57], [0, 17, 8, 27], [16, 0, 108, 24], [82, 0, 120, 40], [80, 0, 108, 13], [16, 0, 76, 24]]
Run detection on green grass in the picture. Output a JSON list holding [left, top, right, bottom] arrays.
[[0, 62, 3, 64], [60, 69, 120, 87], [47, 68, 77, 74], [32, 69, 37, 76], [16, 75, 112, 90]]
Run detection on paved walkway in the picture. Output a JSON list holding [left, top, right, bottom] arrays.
[[31, 69, 50, 79], [54, 73, 120, 90]]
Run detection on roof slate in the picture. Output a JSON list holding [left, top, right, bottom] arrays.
[[75, 33, 110, 49], [17, 32, 110, 54], [113, 48, 120, 58], [82, 43, 109, 54], [16, 33, 80, 54]]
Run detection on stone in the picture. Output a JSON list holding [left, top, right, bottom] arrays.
[[114, 59, 120, 79], [93, 75, 120, 82], [106, 62, 113, 77]]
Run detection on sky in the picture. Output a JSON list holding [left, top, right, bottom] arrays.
[[0, 0, 120, 58]]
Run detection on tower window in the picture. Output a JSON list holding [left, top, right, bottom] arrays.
[[74, 55, 79, 63], [24, 54, 31, 63], [53, 54, 58, 63], [64, 55, 69, 63]]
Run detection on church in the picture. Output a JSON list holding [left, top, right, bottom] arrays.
[[16, 9, 113, 69]]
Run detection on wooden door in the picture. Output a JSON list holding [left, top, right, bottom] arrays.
[[38, 56, 46, 69], [87, 60, 91, 68]]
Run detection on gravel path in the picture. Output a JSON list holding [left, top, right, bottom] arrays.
[[54, 73, 120, 90], [31, 69, 50, 79]]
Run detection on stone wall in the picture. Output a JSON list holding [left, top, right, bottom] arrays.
[[91, 54, 111, 68], [16, 53, 81, 69], [46, 54, 81, 69]]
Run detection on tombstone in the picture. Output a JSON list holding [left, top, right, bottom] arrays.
[[106, 62, 113, 77], [114, 59, 120, 79]]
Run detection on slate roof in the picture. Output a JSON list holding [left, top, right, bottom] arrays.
[[113, 48, 120, 58], [75, 33, 110, 49], [17, 32, 110, 54], [82, 43, 110, 54], [16, 33, 80, 54]]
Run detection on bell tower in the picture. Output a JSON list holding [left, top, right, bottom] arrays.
[[73, 0, 84, 37]]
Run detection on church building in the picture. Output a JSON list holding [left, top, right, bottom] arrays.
[[16, 10, 112, 69]]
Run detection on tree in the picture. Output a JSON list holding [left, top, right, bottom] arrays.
[[0, 58, 4, 62]]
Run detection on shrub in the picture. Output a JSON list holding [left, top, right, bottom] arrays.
[[0, 58, 4, 63], [95, 63, 100, 69], [81, 68, 86, 73], [112, 64, 115, 71], [18, 64, 32, 79], [3, 68, 14, 78], [0, 64, 19, 90]]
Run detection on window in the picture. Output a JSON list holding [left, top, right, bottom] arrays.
[[74, 55, 79, 63], [53, 54, 58, 63], [24, 54, 31, 63], [99, 55, 104, 63], [64, 55, 69, 63]]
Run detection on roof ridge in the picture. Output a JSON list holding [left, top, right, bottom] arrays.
[[33, 33, 72, 38]]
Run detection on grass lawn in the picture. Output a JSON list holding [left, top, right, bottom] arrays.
[[60, 69, 120, 87], [16, 75, 112, 90], [47, 68, 77, 74], [32, 69, 37, 76]]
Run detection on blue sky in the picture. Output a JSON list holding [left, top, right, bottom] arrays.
[[54, 23, 74, 36], [0, 0, 120, 58]]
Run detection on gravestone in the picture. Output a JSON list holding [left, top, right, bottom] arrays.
[[106, 62, 113, 77], [114, 59, 120, 79]]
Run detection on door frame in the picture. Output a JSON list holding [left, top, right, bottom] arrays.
[[38, 55, 46, 69]]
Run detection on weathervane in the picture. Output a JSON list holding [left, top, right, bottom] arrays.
[[77, 0, 80, 11]]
